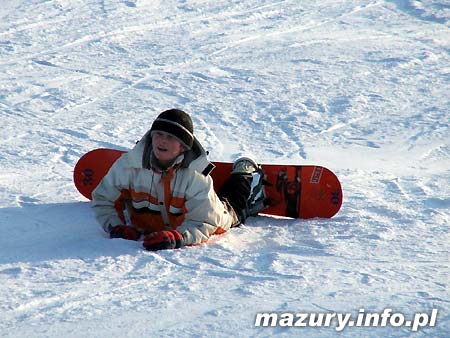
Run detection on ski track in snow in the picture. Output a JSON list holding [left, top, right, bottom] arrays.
[[1, 0, 449, 337]]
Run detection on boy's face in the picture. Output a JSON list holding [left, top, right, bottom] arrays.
[[152, 131, 186, 164]]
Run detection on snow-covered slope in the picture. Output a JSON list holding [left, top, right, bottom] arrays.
[[0, 1, 449, 337]]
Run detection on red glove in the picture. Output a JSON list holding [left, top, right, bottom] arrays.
[[143, 230, 183, 251], [109, 225, 140, 241]]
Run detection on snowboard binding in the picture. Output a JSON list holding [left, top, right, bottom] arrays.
[[219, 157, 271, 222]]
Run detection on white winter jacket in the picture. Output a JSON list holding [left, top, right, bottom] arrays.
[[91, 130, 239, 246]]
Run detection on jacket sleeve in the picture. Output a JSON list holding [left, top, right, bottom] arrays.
[[176, 172, 239, 246], [91, 158, 129, 232]]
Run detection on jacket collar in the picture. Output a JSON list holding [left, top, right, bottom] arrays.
[[149, 151, 185, 172]]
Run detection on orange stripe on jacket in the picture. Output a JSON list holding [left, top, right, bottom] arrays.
[[129, 189, 159, 205], [115, 185, 188, 234]]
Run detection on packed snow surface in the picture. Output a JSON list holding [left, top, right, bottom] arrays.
[[0, 0, 449, 337]]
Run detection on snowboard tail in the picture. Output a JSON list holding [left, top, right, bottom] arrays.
[[74, 148, 342, 219]]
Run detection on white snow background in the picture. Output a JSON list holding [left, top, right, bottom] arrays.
[[1, 0, 449, 337]]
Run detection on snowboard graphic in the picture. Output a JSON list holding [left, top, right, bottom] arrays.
[[74, 148, 343, 219]]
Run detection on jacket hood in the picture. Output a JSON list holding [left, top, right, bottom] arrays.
[[125, 129, 215, 176]]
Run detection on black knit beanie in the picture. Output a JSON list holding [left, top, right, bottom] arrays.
[[150, 109, 194, 149]]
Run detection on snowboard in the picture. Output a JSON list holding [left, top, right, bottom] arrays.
[[73, 148, 342, 219]]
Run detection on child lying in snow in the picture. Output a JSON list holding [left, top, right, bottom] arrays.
[[92, 109, 266, 251]]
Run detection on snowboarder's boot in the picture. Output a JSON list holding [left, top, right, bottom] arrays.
[[218, 157, 269, 223]]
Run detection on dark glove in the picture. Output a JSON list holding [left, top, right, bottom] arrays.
[[110, 225, 140, 241], [143, 230, 183, 251]]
